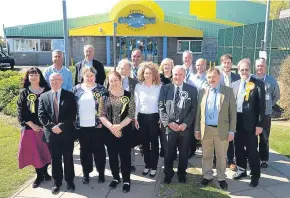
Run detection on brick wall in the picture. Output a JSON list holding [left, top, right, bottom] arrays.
[[10, 52, 52, 66]]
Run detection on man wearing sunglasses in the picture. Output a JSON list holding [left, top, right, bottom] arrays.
[[231, 58, 265, 188]]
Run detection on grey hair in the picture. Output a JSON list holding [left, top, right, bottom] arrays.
[[84, 45, 94, 51], [172, 65, 185, 74], [182, 50, 193, 59], [237, 58, 251, 69], [52, 49, 63, 56], [117, 58, 132, 69], [49, 72, 62, 80], [255, 58, 267, 66], [81, 66, 97, 76]]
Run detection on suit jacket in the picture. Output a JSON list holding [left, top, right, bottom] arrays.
[[75, 59, 106, 85], [232, 76, 265, 129], [158, 82, 197, 134], [220, 72, 240, 86], [38, 89, 77, 143], [194, 85, 237, 140]]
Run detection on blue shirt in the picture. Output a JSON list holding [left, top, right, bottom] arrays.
[[188, 73, 208, 92], [205, 85, 220, 126], [122, 77, 129, 91], [44, 65, 73, 91]]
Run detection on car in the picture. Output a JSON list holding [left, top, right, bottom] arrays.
[[0, 51, 15, 69]]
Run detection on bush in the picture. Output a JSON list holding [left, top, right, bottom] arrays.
[[0, 70, 19, 81], [278, 56, 290, 119], [3, 95, 19, 117], [0, 75, 22, 111]]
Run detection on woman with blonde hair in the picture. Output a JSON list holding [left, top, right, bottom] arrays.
[[134, 62, 161, 177], [159, 58, 174, 85]]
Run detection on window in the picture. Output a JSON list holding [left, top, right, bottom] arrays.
[[40, 40, 51, 51], [177, 40, 202, 54], [13, 39, 39, 51], [11, 39, 64, 52]]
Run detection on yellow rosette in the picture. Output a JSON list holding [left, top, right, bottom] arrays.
[[94, 92, 102, 116], [120, 96, 130, 115], [27, 94, 37, 113], [244, 82, 255, 101]]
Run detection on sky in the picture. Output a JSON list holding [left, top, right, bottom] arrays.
[[0, 0, 119, 37]]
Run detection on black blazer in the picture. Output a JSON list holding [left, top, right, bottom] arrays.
[[75, 59, 106, 85], [232, 76, 265, 129], [38, 89, 77, 143], [159, 82, 197, 133]]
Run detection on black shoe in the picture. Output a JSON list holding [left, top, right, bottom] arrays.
[[218, 180, 228, 191], [233, 170, 247, 180], [109, 180, 120, 189], [163, 176, 171, 184], [43, 173, 51, 181], [188, 151, 195, 159], [67, 182, 75, 192], [131, 166, 136, 173], [32, 177, 44, 188], [98, 175, 105, 183], [51, 185, 61, 195], [178, 175, 187, 183], [261, 161, 268, 168], [82, 176, 89, 184], [249, 177, 259, 187], [122, 183, 131, 193], [201, 178, 213, 186], [142, 168, 150, 176]]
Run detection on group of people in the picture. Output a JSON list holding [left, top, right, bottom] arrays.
[[17, 44, 280, 195]]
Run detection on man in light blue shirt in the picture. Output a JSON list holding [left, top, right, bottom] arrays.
[[253, 58, 280, 168], [188, 58, 208, 92], [44, 50, 73, 91]]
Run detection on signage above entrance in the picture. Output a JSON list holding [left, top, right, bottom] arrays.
[[118, 13, 156, 28]]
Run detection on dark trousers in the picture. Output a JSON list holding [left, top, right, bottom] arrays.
[[189, 129, 197, 153], [35, 164, 49, 178], [163, 129, 190, 179], [138, 113, 160, 170], [48, 136, 75, 186], [259, 115, 272, 161], [235, 113, 260, 178], [106, 137, 131, 183], [79, 127, 106, 177]]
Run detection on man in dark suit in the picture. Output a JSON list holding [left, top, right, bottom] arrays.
[[231, 58, 265, 187], [75, 45, 106, 85], [39, 73, 77, 194], [117, 58, 138, 173], [214, 54, 240, 171], [159, 65, 197, 184]]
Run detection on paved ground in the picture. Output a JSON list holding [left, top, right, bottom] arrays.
[[11, 143, 290, 198]]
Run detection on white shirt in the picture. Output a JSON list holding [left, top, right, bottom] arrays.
[[134, 83, 161, 119], [78, 84, 96, 127], [122, 77, 130, 91], [237, 76, 251, 113]]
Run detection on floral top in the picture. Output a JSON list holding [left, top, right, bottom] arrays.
[[101, 92, 135, 125]]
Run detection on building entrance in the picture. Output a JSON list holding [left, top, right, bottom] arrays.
[[116, 37, 159, 63]]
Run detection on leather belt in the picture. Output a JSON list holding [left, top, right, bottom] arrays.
[[207, 125, 217, 128]]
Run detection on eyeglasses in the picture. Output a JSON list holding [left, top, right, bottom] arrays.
[[240, 69, 249, 72], [49, 79, 62, 82]]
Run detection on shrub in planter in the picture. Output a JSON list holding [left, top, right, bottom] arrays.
[[3, 95, 18, 117], [278, 55, 290, 119], [0, 75, 22, 111]]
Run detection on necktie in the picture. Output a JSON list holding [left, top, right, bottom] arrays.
[[174, 86, 180, 120], [224, 75, 230, 86], [186, 69, 190, 81], [133, 67, 138, 79], [53, 92, 59, 123], [209, 88, 217, 119]]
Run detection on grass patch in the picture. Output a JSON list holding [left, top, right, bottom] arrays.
[[0, 120, 34, 198], [159, 166, 230, 198], [270, 124, 290, 158]]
